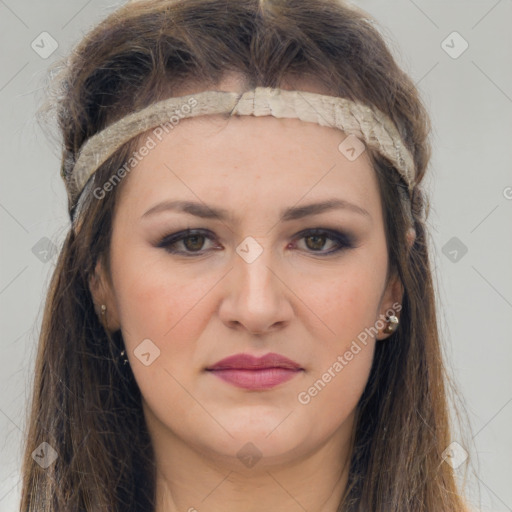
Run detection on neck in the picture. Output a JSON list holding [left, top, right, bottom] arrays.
[[149, 411, 355, 512]]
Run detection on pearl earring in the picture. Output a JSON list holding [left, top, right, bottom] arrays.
[[383, 314, 399, 334]]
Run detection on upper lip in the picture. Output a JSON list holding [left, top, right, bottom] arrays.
[[206, 352, 302, 371]]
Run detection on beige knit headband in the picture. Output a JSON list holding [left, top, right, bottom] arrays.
[[62, 87, 416, 227]]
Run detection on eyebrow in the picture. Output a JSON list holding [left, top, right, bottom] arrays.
[[141, 198, 371, 222]]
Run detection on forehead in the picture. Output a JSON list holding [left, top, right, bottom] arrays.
[[117, 114, 382, 223]]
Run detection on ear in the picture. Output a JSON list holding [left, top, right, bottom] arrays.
[[88, 259, 121, 332], [376, 227, 415, 341], [406, 226, 416, 251], [376, 271, 404, 341]]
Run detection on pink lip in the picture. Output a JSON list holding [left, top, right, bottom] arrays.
[[206, 352, 303, 390]]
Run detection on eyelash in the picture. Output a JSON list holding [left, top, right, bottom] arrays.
[[156, 228, 355, 257]]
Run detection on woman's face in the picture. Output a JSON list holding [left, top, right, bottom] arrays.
[[92, 102, 404, 470]]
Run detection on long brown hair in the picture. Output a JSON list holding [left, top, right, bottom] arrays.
[[21, 0, 473, 510]]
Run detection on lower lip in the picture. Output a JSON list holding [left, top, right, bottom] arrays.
[[207, 368, 302, 390]]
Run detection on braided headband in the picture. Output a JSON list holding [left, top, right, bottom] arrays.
[[62, 87, 416, 228]]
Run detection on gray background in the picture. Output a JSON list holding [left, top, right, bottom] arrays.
[[1, 0, 511, 510]]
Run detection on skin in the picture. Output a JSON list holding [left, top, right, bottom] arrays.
[[90, 76, 413, 512]]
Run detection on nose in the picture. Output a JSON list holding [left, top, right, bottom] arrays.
[[218, 244, 294, 335]]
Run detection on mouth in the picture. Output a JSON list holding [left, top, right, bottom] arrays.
[[205, 352, 304, 390]]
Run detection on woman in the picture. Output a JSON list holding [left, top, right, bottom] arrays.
[[20, 0, 472, 510]]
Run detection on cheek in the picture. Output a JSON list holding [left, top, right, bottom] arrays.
[[294, 259, 385, 342], [110, 246, 220, 355], [290, 259, 383, 435], [110, 253, 222, 416], [297, 337, 375, 441], [293, 273, 379, 434]]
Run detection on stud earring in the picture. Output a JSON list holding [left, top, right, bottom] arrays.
[[100, 304, 106, 316], [383, 314, 399, 334], [119, 349, 128, 365]]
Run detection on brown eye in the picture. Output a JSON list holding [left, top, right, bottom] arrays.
[[182, 234, 206, 251], [158, 228, 354, 257], [304, 233, 329, 251], [157, 229, 218, 255], [295, 228, 354, 255]]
